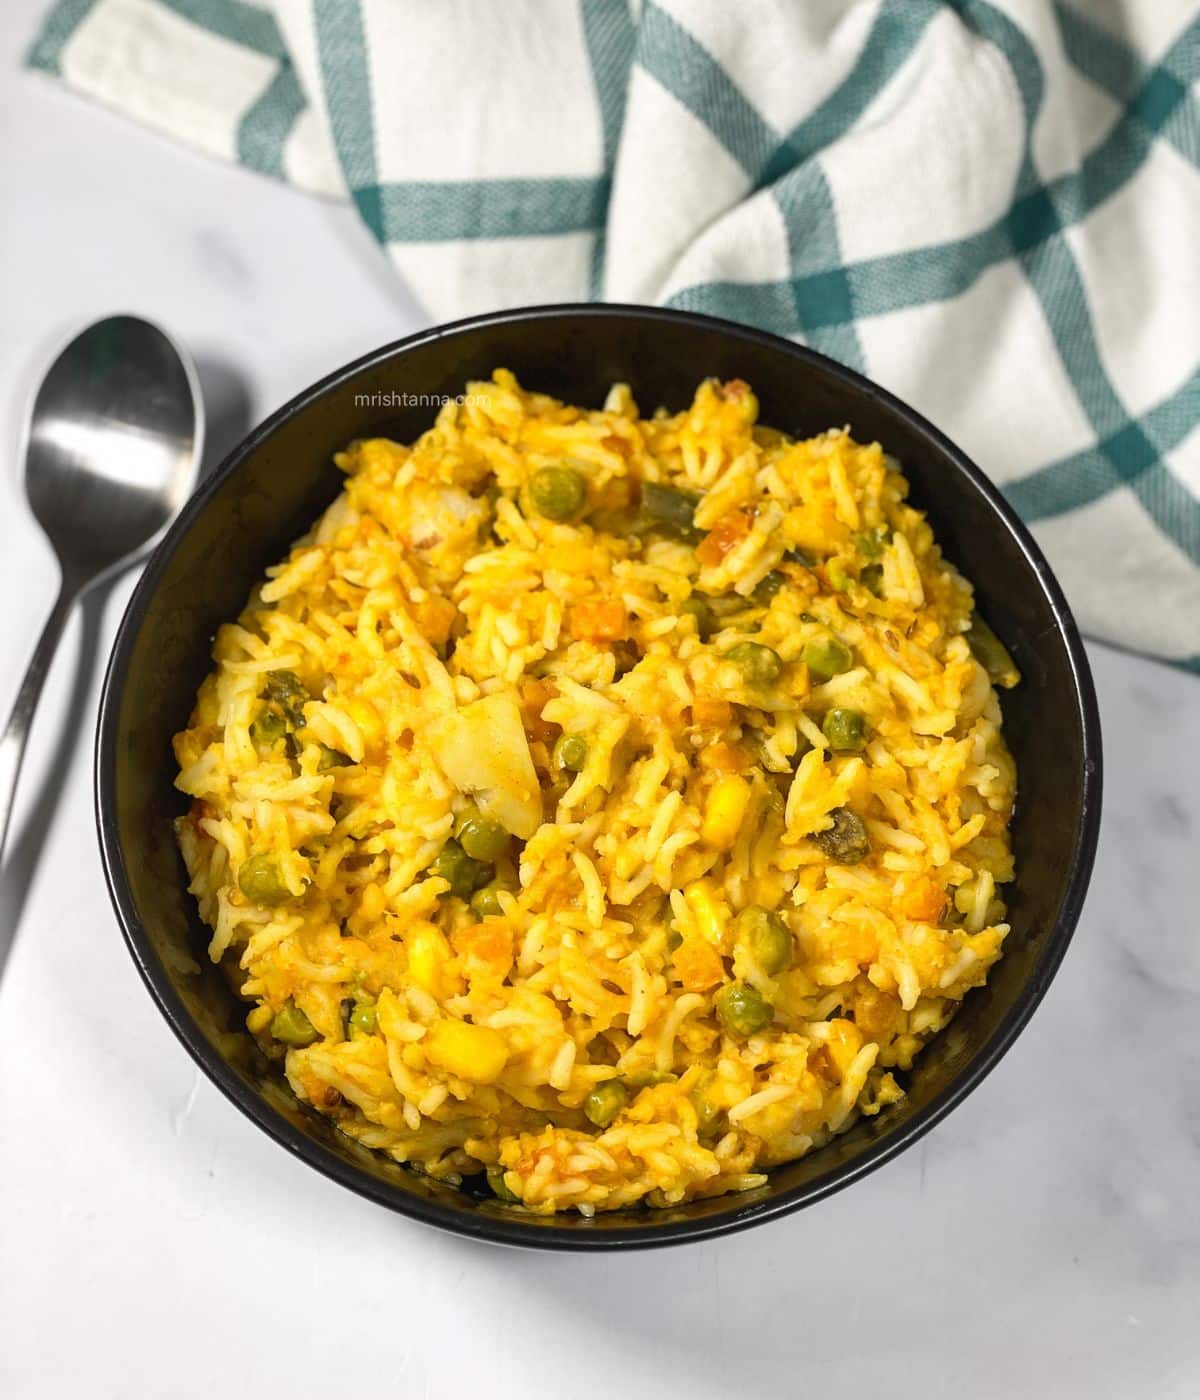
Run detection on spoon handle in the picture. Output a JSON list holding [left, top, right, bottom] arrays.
[[0, 582, 79, 865]]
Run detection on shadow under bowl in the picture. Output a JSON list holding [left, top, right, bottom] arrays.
[[95, 304, 1101, 1250]]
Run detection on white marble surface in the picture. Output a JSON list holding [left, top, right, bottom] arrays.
[[1, 6, 1198, 1397]]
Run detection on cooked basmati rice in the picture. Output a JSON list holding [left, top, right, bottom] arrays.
[[173, 372, 1018, 1214]]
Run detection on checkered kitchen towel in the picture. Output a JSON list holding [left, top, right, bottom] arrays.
[[29, 0, 1200, 665]]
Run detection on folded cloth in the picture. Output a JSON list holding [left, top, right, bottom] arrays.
[[28, 0, 1199, 665]]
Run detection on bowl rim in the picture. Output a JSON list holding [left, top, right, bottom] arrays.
[[95, 301, 1102, 1250]]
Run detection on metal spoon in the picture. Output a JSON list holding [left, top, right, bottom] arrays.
[[0, 315, 204, 864]]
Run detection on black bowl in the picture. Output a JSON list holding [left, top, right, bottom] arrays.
[[96, 304, 1101, 1249]]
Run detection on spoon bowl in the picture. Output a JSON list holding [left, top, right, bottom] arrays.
[[25, 316, 203, 582], [0, 315, 203, 865]]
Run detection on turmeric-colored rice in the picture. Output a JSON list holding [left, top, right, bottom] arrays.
[[173, 372, 1018, 1214]]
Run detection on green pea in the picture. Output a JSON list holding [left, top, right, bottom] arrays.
[[487, 1166, 520, 1203], [552, 733, 589, 773], [639, 481, 701, 538], [803, 636, 853, 681], [470, 881, 512, 918], [714, 982, 773, 1038], [584, 1079, 629, 1128], [528, 465, 587, 521], [810, 806, 870, 864], [457, 811, 511, 862], [724, 642, 783, 687], [734, 905, 793, 975], [430, 839, 489, 900], [250, 707, 287, 747], [348, 1002, 377, 1036], [237, 854, 292, 907], [317, 745, 352, 771], [271, 1000, 318, 1047], [967, 613, 1020, 689], [680, 595, 716, 639], [823, 707, 868, 752], [690, 1075, 721, 1135]]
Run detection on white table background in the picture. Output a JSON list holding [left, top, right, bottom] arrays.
[[2, 6, 1198, 1397]]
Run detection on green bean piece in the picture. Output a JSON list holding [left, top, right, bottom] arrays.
[[430, 839, 488, 900], [967, 613, 1020, 689], [733, 905, 793, 975], [552, 733, 589, 773], [827, 560, 853, 593], [803, 636, 853, 681], [487, 1166, 520, 1203], [724, 641, 783, 687], [810, 806, 870, 864], [317, 745, 352, 772], [528, 465, 587, 521], [640, 481, 701, 539], [623, 1070, 678, 1088], [584, 1079, 629, 1128], [348, 1002, 378, 1036], [852, 526, 889, 559], [714, 982, 773, 1038], [680, 595, 716, 639], [457, 811, 511, 862], [237, 853, 292, 907], [250, 707, 287, 747], [708, 591, 753, 620], [271, 1000, 319, 1047], [823, 707, 868, 752], [752, 570, 786, 603]]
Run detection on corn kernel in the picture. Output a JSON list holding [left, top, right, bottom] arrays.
[[407, 925, 450, 996], [824, 1018, 864, 1074], [683, 879, 724, 945], [701, 775, 752, 849], [425, 1019, 509, 1084]]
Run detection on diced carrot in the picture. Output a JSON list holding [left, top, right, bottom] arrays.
[[901, 876, 948, 924], [691, 697, 733, 729], [698, 741, 747, 774], [413, 594, 456, 645], [834, 923, 878, 966], [520, 678, 559, 743], [568, 598, 628, 641], [452, 921, 514, 979], [672, 936, 725, 991], [696, 509, 753, 567]]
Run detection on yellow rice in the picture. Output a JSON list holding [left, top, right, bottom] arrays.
[[173, 371, 1018, 1214]]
